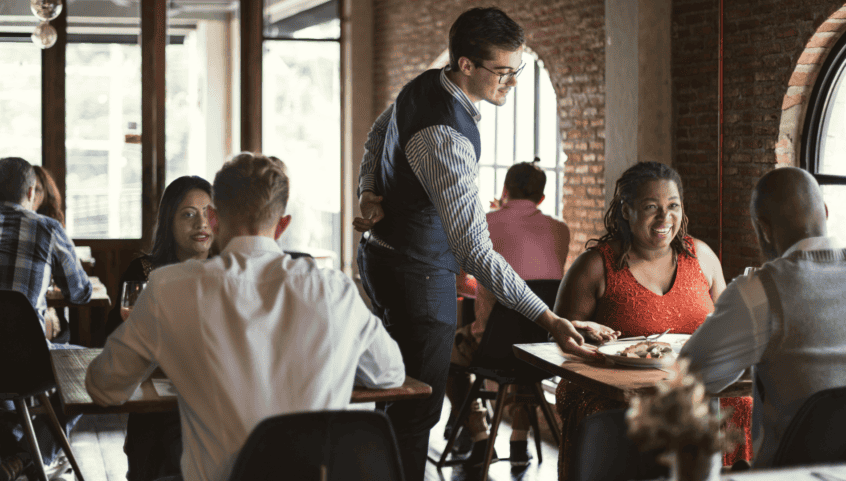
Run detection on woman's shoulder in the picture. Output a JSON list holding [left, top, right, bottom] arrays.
[[569, 244, 609, 281], [124, 255, 155, 281]]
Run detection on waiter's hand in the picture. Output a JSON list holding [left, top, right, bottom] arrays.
[[536, 310, 606, 360], [353, 191, 385, 233], [573, 320, 620, 344]]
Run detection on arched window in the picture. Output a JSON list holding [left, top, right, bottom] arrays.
[[801, 31, 846, 241], [476, 49, 565, 218]]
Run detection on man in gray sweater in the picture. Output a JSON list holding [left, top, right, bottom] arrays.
[[681, 167, 846, 467]]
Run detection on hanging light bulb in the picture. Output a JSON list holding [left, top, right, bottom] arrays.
[[32, 21, 57, 49], [30, 0, 62, 21]]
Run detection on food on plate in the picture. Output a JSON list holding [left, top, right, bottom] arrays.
[[618, 341, 675, 359]]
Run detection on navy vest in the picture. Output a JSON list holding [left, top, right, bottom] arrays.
[[372, 69, 482, 273]]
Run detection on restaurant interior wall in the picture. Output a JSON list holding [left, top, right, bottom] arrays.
[[672, 0, 846, 280]]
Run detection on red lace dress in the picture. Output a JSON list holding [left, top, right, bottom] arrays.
[[555, 239, 753, 479]]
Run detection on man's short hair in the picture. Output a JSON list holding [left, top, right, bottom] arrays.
[[213, 152, 289, 230], [448, 7, 524, 71], [505, 160, 546, 203], [0, 157, 36, 204]]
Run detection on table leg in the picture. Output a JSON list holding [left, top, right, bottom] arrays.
[[77, 306, 92, 347]]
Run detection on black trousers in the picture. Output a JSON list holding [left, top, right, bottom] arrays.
[[357, 240, 457, 481]]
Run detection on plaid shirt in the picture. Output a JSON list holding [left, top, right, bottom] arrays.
[[0, 201, 92, 331]]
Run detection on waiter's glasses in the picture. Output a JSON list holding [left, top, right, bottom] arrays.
[[475, 62, 526, 84]]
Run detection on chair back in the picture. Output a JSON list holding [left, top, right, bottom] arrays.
[[472, 279, 559, 370], [771, 385, 846, 467], [228, 410, 404, 481], [0, 289, 56, 397], [570, 409, 668, 481]]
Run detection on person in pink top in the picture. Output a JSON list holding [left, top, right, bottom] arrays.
[[447, 160, 570, 468]]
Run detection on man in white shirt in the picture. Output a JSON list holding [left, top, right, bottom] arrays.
[[86, 153, 406, 481], [681, 167, 846, 467]]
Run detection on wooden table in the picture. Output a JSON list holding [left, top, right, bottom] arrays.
[[46, 276, 111, 347], [51, 349, 432, 415], [514, 342, 752, 403]]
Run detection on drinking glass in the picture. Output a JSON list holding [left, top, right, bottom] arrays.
[[121, 281, 146, 321], [743, 266, 759, 276]]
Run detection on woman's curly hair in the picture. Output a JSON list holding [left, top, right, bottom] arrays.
[[589, 161, 695, 270]]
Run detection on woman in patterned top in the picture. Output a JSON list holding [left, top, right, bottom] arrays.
[[104, 175, 213, 481], [553, 162, 751, 479]]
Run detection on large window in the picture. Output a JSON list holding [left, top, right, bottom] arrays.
[[477, 50, 565, 218], [263, 1, 341, 267], [64, 38, 200, 239], [802, 32, 846, 241], [0, 39, 42, 164]]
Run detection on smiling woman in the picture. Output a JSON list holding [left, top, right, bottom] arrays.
[[551, 161, 752, 479]]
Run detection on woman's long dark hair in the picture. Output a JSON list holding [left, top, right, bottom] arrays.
[[589, 161, 694, 269], [33, 166, 65, 227], [147, 175, 213, 267]]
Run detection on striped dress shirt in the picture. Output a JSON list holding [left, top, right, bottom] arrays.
[[0, 201, 92, 332], [359, 68, 549, 322]]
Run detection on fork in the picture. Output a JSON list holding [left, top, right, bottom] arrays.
[[648, 328, 673, 342]]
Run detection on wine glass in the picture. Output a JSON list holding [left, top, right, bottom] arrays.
[[121, 281, 146, 321]]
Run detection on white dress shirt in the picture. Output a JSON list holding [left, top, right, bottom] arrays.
[[85, 236, 405, 481]]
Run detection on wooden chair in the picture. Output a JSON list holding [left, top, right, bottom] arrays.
[[432, 279, 562, 480], [228, 410, 404, 481], [771, 385, 846, 467], [569, 409, 668, 481], [0, 290, 85, 481]]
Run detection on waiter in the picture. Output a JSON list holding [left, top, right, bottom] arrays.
[[354, 7, 617, 480]]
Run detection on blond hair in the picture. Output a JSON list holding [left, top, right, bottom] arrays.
[[213, 152, 289, 230]]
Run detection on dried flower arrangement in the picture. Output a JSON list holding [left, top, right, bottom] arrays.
[[626, 358, 742, 481]]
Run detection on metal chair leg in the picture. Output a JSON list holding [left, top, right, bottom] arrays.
[[481, 385, 509, 481], [434, 377, 485, 469], [533, 382, 562, 447], [38, 392, 85, 481], [526, 400, 543, 463], [13, 398, 48, 481]]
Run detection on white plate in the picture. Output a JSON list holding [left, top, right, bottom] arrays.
[[597, 333, 691, 368]]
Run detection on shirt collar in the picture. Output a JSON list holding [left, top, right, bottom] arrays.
[[0, 201, 25, 211], [440, 67, 482, 123], [221, 236, 283, 256], [782, 235, 844, 258], [500, 199, 540, 212]]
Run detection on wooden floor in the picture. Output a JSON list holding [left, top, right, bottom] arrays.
[[62, 400, 559, 481], [68, 414, 128, 481]]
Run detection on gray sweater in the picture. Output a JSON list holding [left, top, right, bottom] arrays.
[[754, 247, 846, 466]]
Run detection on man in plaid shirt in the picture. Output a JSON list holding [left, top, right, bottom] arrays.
[[0, 157, 91, 337], [0, 156, 90, 480]]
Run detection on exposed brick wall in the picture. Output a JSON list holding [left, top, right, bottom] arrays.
[[672, 0, 845, 280], [372, 0, 606, 265]]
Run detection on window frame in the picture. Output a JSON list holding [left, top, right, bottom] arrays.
[[801, 28, 846, 186]]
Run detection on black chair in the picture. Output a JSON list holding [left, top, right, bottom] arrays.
[[771, 385, 846, 467], [569, 409, 668, 481], [0, 290, 85, 481], [432, 279, 562, 480], [284, 250, 314, 260], [228, 410, 404, 481]]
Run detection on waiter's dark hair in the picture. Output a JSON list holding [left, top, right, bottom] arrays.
[[449, 7, 524, 71], [0, 157, 36, 204], [589, 161, 694, 269]]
